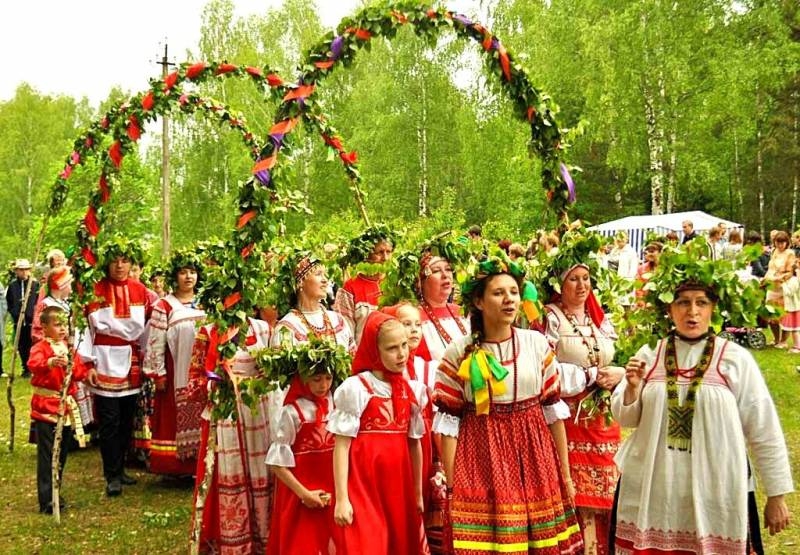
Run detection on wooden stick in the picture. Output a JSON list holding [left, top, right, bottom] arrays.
[[189, 420, 216, 555], [51, 359, 74, 524]]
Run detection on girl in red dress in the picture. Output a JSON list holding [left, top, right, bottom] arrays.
[[328, 311, 430, 555], [267, 372, 336, 555]]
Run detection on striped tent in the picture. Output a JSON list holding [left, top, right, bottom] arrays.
[[588, 210, 743, 257]]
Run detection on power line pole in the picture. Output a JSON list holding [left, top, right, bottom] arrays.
[[156, 42, 175, 257]]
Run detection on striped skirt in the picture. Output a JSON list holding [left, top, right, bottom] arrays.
[[451, 398, 584, 554]]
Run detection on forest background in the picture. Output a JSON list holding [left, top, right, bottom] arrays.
[[1, 0, 799, 267]]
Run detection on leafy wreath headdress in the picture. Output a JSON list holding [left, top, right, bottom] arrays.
[[615, 241, 772, 361], [264, 248, 323, 319], [100, 237, 148, 269], [166, 247, 204, 291], [338, 223, 397, 274], [532, 226, 607, 299], [379, 231, 477, 306]]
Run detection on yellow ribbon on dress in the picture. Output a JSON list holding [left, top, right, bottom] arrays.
[[457, 348, 509, 416]]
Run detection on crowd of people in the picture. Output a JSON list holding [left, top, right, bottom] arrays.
[[0, 219, 795, 554]]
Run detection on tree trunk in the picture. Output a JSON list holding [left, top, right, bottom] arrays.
[[733, 129, 742, 222], [417, 77, 429, 217], [190, 420, 217, 555], [666, 119, 677, 213], [643, 81, 665, 215], [757, 88, 765, 237], [792, 90, 799, 231]]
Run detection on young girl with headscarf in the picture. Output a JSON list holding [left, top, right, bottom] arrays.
[[328, 311, 430, 555], [267, 371, 336, 555]]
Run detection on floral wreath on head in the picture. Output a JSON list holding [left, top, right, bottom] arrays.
[[167, 248, 204, 291], [100, 237, 148, 270], [338, 223, 398, 275]]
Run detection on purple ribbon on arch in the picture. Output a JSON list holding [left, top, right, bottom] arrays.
[[270, 133, 285, 149], [453, 13, 473, 27], [206, 370, 222, 381], [255, 169, 271, 186], [331, 35, 344, 60], [560, 163, 576, 202]]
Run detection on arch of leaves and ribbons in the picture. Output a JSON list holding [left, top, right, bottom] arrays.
[[200, 2, 576, 366], [14, 0, 575, 535], [4, 71, 283, 453], [35, 2, 575, 416]]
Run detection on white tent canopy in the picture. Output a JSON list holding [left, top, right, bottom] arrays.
[[588, 210, 743, 256]]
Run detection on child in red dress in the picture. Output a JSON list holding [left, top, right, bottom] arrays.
[[328, 311, 430, 555], [28, 305, 87, 514], [267, 371, 336, 555]]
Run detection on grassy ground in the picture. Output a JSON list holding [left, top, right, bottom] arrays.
[[0, 350, 192, 555], [0, 346, 798, 553]]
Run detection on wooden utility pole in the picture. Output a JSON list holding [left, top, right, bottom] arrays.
[[157, 43, 175, 257]]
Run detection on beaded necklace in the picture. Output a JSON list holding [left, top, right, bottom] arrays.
[[293, 309, 335, 338], [421, 301, 467, 346], [561, 306, 600, 367], [664, 333, 715, 452]]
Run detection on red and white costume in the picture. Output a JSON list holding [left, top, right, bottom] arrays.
[[266, 389, 336, 555], [78, 277, 151, 396], [333, 274, 382, 344], [416, 302, 470, 367], [328, 312, 430, 555], [188, 318, 275, 554], [271, 308, 354, 353], [143, 294, 205, 475]]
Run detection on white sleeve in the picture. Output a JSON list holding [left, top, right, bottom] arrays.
[[432, 411, 460, 437], [143, 303, 168, 378], [611, 344, 657, 427], [76, 326, 96, 365], [408, 381, 428, 439], [724, 346, 794, 497], [265, 405, 299, 467], [542, 400, 571, 425], [327, 377, 369, 438]]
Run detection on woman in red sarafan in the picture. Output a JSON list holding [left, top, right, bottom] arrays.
[[328, 311, 430, 555]]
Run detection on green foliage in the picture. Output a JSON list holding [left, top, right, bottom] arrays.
[[249, 333, 352, 391], [338, 223, 397, 269], [614, 242, 771, 362]]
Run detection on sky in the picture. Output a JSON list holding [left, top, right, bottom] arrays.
[[0, 0, 362, 106]]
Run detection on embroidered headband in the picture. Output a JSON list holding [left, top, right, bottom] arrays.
[[293, 255, 321, 284]]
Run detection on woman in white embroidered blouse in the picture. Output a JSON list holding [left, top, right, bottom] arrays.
[[612, 281, 793, 554]]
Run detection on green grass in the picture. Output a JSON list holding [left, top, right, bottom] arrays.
[[0, 350, 192, 555], [0, 347, 797, 553]]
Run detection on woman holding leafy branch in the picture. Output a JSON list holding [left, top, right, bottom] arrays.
[[612, 248, 793, 554], [185, 262, 274, 555], [542, 230, 623, 555]]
